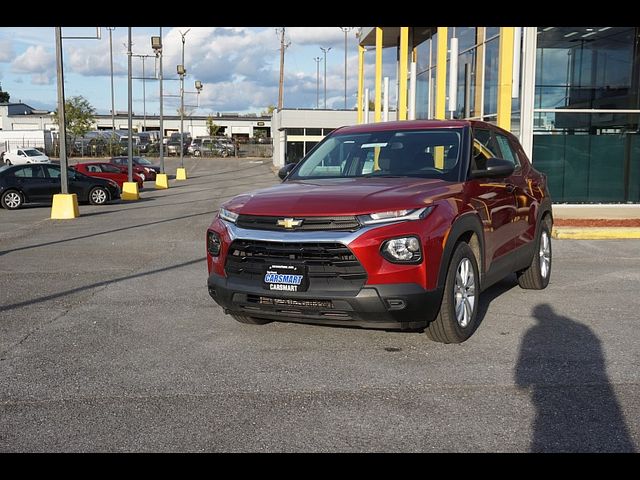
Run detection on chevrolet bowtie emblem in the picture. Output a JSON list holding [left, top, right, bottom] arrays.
[[277, 218, 303, 229]]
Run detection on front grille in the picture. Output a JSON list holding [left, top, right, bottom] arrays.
[[236, 215, 361, 232], [225, 240, 367, 291]]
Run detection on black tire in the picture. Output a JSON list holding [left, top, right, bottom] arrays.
[[194, 150, 201, 157], [517, 218, 552, 290], [231, 313, 272, 325], [1, 189, 24, 210], [88, 186, 109, 205], [5, 159, 12, 165], [425, 242, 480, 344]]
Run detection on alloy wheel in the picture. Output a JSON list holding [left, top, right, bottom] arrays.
[[454, 257, 476, 328], [539, 230, 551, 279]]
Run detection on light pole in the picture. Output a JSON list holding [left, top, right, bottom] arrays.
[[107, 27, 116, 134], [151, 31, 164, 174], [320, 46, 331, 109], [313, 57, 321, 109], [178, 29, 191, 171], [127, 27, 133, 183], [339, 27, 352, 110], [54, 27, 69, 196]]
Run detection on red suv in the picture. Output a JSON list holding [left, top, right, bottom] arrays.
[[206, 120, 553, 343]]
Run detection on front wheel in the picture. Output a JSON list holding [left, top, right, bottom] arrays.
[[89, 186, 109, 205], [231, 314, 272, 325], [517, 219, 552, 290], [425, 242, 480, 344]]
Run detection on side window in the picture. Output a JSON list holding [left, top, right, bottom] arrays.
[[495, 133, 520, 167], [17, 150, 25, 156], [45, 166, 62, 179], [13, 166, 32, 177], [471, 129, 500, 171]]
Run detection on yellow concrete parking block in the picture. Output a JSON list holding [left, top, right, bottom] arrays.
[[176, 168, 187, 180], [552, 227, 640, 240], [121, 182, 140, 201], [50, 193, 79, 219], [155, 173, 169, 189]]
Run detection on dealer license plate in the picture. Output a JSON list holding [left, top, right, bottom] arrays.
[[263, 264, 309, 292]]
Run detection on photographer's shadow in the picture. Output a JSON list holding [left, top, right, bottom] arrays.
[[515, 304, 636, 452]]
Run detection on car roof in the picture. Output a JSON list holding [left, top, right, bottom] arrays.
[[333, 119, 510, 136]]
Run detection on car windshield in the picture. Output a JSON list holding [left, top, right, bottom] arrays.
[[290, 128, 463, 182], [134, 157, 152, 165], [24, 149, 44, 157]]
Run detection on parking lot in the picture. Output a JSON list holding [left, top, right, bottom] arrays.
[[0, 156, 639, 452]]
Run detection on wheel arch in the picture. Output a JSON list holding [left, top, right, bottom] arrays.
[[437, 213, 486, 289]]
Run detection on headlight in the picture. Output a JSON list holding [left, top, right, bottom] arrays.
[[207, 230, 221, 256], [357, 206, 433, 226], [381, 236, 423, 264], [219, 207, 238, 223]]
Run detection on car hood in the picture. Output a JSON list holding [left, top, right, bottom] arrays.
[[223, 177, 462, 217]]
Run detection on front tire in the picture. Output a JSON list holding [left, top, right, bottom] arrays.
[[89, 186, 109, 205], [425, 242, 480, 344], [231, 314, 272, 325], [1, 190, 23, 210], [517, 218, 552, 290]]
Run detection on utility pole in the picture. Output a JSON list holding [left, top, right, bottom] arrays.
[[54, 27, 68, 195], [127, 27, 133, 183], [107, 27, 116, 134], [314, 56, 321, 109], [320, 46, 331, 109], [142, 56, 146, 131], [339, 27, 352, 110], [277, 27, 290, 111]]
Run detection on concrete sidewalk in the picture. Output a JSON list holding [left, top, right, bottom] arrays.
[[552, 204, 640, 239]]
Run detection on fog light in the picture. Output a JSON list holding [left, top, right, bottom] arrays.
[[381, 236, 422, 264], [207, 231, 221, 256]]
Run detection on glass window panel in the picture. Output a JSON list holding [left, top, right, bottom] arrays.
[[416, 71, 429, 119], [305, 128, 322, 136], [484, 38, 499, 116], [495, 133, 519, 165], [485, 27, 499, 39], [456, 27, 477, 52], [416, 38, 430, 73]]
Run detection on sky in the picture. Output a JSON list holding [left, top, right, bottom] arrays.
[[0, 27, 399, 116]]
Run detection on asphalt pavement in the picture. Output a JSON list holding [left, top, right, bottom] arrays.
[[0, 156, 638, 452]]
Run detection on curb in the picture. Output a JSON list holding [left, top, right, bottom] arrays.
[[552, 227, 640, 240]]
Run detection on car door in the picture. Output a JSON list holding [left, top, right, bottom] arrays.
[[13, 165, 49, 201], [468, 127, 518, 267], [42, 164, 64, 199], [493, 131, 537, 250]]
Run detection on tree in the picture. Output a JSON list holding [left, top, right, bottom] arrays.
[[261, 104, 276, 116], [206, 115, 220, 137], [0, 83, 9, 103], [53, 96, 96, 151]]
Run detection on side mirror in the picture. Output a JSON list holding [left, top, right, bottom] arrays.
[[278, 162, 296, 180], [471, 157, 515, 179]]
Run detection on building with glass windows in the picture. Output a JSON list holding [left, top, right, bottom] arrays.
[[356, 27, 639, 203]]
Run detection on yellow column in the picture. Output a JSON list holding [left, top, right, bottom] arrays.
[[497, 27, 515, 131], [398, 27, 409, 121], [435, 27, 448, 120], [357, 45, 365, 124], [374, 27, 383, 122]]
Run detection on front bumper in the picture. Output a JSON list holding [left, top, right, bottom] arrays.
[[207, 272, 443, 331]]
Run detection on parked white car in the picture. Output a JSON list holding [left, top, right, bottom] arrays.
[[3, 148, 50, 165]]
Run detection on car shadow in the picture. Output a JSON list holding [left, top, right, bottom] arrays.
[[515, 303, 636, 452]]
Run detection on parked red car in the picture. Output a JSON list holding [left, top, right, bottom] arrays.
[[109, 156, 160, 182], [72, 162, 143, 189], [206, 120, 553, 344]]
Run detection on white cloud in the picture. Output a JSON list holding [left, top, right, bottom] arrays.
[[11, 45, 55, 85], [287, 27, 352, 47], [0, 39, 15, 62]]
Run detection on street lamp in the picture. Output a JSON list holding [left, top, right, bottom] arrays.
[[313, 57, 321, 109], [339, 27, 353, 110], [107, 27, 116, 134], [178, 29, 191, 172], [320, 46, 331, 109], [151, 31, 164, 175]]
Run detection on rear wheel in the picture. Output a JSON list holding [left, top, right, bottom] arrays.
[[425, 242, 480, 344], [231, 314, 272, 325], [89, 186, 109, 205], [1, 190, 23, 210], [5, 159, 12, 165], [517, 218, 552, 290]]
